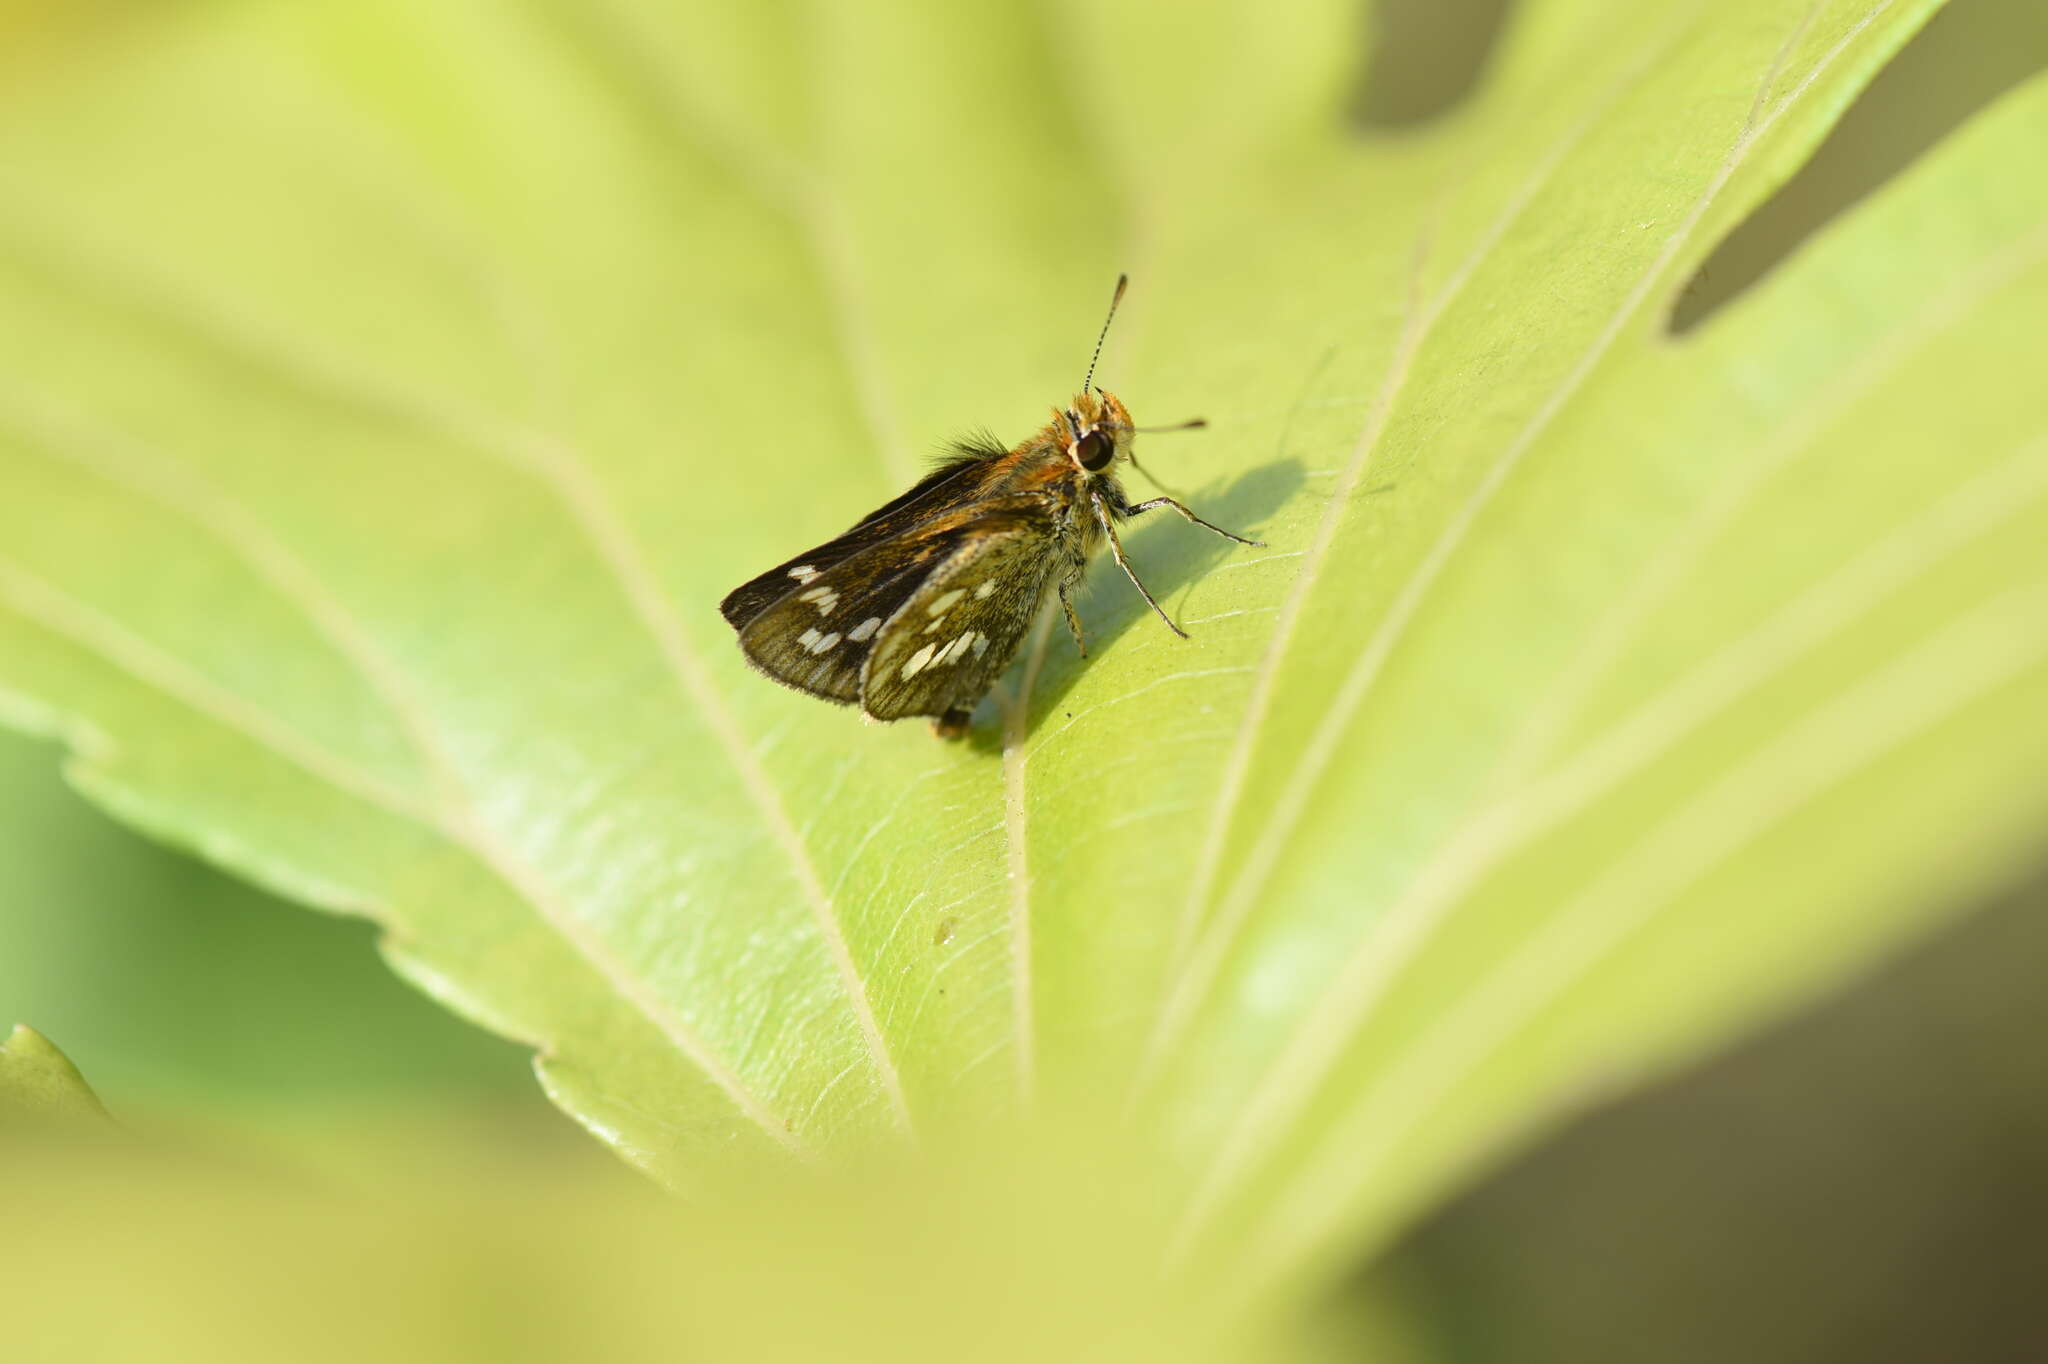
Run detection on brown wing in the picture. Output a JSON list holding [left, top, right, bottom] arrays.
[[732, 528, 969, 704], [860, 515, 1068, 723], [719, 440, 1004, 630]]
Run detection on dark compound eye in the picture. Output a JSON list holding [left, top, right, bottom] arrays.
[[1074, 428, 1114, 471]]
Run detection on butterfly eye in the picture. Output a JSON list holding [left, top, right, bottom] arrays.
[[1074, 428, 1114, 471]]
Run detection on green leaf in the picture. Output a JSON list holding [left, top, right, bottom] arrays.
[[0, 1025, 111, 1123], [0, 727, 539, 1110], [0, 0, 2042, 1306]]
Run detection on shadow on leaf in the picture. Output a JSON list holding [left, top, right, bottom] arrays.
[[958, 456, 1305, 751]]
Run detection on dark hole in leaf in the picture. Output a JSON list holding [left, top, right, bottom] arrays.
[[1352, 0, 1517, 130]]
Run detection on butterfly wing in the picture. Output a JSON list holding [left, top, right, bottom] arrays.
[[860, 513, 1069, 723], [732, 527, 970, 704], [719, 441, 1004, 630]]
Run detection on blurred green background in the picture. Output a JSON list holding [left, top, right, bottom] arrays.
[[0, 728, 531, 1113], [3, 0, 2045, 1358]]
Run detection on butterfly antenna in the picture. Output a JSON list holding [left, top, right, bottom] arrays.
[[1082, 273, 1129, 396]]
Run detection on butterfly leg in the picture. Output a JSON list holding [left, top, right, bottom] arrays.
[[1122, 496, 1265, 547], [1091, 492, 1189, 639], [1057, 566, 1088, 657]]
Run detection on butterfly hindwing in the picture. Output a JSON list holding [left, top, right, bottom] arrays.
[[860, 513, 1069, 722]]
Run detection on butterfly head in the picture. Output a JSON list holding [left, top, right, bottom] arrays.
[[1062, 389, 1134, 476]]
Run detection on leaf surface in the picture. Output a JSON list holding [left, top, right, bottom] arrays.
[[1, 0, 2043, 1297], [0, 1025, 110, 1123]]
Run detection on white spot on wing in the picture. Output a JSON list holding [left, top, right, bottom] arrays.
[[925, 588, 965, 617], [848, 617, 882, 642], [970, 632, 989, 658], [974, 581, 996, 599], [798, 585, 839, 614], [806, 631, 841, 654], [798, 627, 822, 651], [788, 565, 820, 583], [930, 632, 975, 667], [900, 643, 938, 679]]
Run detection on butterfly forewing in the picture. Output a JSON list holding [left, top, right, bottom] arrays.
[[719, 443, 1004, 630], [861, 514, 1068, 722], [733, 529, 970, 702]]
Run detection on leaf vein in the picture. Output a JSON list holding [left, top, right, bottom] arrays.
[[1142, 6, 1708, 1088], [1189, 0, 1857, 1036], [0, 208, 918, 1138], [1165, 0, 1902, 1248], [1233, 580, 2048, 1293], [0, 414, 812, 1152]]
